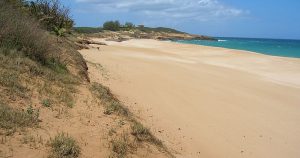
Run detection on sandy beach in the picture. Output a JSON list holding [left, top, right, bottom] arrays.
[[80, 39, 300, 158]]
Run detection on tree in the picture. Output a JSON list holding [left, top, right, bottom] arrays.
[[124, 22, 135, 30], [103, 20, 120, 31]]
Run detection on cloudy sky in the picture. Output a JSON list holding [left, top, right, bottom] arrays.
[[62, 0, 300, 39]]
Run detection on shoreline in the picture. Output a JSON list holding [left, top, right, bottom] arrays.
[[102, 38, 300, 88], [80, 38, 300, 157], [173, 39, 300, 59]]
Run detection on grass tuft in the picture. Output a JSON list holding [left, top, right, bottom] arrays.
[[90, 82, 128, 116], [111, 134, 130, 158], [49, 133, 80, 158], [131, 121, 162, 146]]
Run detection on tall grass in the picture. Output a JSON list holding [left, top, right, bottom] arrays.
[[0, 1, 50, 64]]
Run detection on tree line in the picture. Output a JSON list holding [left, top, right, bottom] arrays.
[[103, 21, 136, 31]]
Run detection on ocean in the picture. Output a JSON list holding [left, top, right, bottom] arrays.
[[175, 37, 300, 58]]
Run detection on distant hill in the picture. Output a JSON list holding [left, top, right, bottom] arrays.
[[73, 25, 216, 41], [136, 26, 186, 34], [73, 26, 185, 34]]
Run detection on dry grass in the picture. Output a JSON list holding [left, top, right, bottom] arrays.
[[111, 134, 130, 158], [90, 82, 129, 116], [131, 121, 162, 146], [49, 133, 80, 158], [0, 102, 39, 134], [0, 49, 78, 107], [0, 69, 28, 99], [0, 1, 51, 64], [0, 2, 83, 107], [89, 82, 171, 156]]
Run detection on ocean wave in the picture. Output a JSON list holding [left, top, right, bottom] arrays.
[[218, 39, 227, 42]]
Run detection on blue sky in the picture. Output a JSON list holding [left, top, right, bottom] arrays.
[[62, 0, 300, 39]]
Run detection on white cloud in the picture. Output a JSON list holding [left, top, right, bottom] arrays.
[[75, 0, 246, 21]]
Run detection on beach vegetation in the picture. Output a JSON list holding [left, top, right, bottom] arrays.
[[25, 0, 74, 35], [111, 134, 130, 158], [0, 1, 52, 65], [73, 27, 103, 34], [0, 1, 83, 108], [103, 20, 121, 31], [131, 121, 162, 146], [103, 21, 136, 31], [0, 102, 39, 132], [42, 99, 52, 107], [49, 132, 81, 158], [124, 22, 135, 30], [90, 82, 129, 116]]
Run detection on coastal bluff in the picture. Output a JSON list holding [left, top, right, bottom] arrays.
[[75, 26, 216, 42]]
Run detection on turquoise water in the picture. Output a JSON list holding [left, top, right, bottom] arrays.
[[176, 37, 300, 58]]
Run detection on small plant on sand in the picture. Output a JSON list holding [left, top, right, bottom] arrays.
[[49, 132, 80, 158], [42, 99, 52, 107]]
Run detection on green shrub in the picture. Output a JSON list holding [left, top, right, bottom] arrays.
[[103, 20, 121, 31], [49, 133, 80, 158], [124, 22, 135, 31], [25, 0, 74, 34]]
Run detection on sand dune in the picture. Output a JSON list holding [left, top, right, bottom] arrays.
[[80, 39, 300, 158]]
